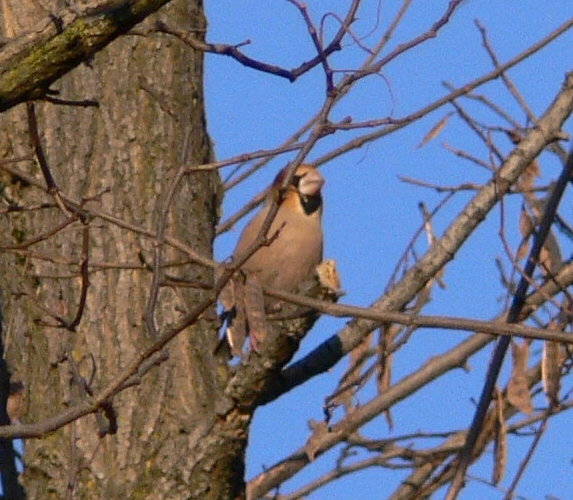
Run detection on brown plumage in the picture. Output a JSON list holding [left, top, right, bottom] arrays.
[[220, 164, 325, 355], [233, 163, 324, 291]]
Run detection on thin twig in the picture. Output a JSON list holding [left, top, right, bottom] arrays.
[[287, 0, 334, 92], [264, 287, 573, 344], [315, 15, 573, 166], [476, 20, 537, 125], [446, 144, 573, 499], [502, 412, 550, 500], [68, 222, 90, 331], [26, 102, 58, 193]]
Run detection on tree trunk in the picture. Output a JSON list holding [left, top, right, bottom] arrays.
[[0, 0, 234, 498]]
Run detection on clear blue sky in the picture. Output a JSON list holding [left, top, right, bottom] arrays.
[[205, 2, 573, 498]]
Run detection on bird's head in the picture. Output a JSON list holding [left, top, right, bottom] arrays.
[[272, 164, 324, 216]]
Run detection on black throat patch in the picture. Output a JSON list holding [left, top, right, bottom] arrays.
[[299, 193, 322, 215]]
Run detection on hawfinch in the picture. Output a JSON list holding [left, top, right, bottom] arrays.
[[234, 163, 324, 290], [221, 164, 325, 355]]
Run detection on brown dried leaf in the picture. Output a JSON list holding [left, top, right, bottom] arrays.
[[492, 389, 507, 485], [527, 158, 540, 180], [315, 259, 342, 295], [305, 419, 329, 461], [507, 340, 533, 414], [516, 207, 534, 261], [518, 207, 534, 239], [517, 158, 540, 194], [539, 231, 562, 277], [416, 112, 452, 149], [542, 325, 564, 408], [516, 240, 530, 261]]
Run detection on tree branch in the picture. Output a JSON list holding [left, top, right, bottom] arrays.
[[0, 0, 174, 111], [446, 142, 573, 500], [247, 69, 573, 499]]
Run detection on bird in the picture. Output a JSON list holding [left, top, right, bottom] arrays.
[[234, 163, 324, 291], [220, 163, 325, 355]]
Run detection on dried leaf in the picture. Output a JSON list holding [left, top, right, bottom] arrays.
[[305, 419, 329, 461], [517, 158, 540, 195], [542, 326, 564, 408], [315, 259, 343, 295], [492, 389, 507, 485], [416, 112, 452, 149], [516, 207, 534, 261], [507, 340, 533, 414], [542, 341, 560, 405], [539, 231, 562, 277], [516, 240, 530, 261], [518, 207, 534, 239]]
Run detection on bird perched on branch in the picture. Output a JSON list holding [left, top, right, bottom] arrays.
[[235, 163, 324, 290], [219, 163, 325, 355]]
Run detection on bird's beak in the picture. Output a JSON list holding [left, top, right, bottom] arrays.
[[298, 169, 324, 197]]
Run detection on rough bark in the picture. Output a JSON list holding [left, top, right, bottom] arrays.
[[0, 0, 231, 498], [0, 0, 175, 111]]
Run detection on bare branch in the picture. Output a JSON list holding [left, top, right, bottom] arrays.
[[447, 143, 573, 499], [0, 0, 176, 111], [248, 70, 573, 499]]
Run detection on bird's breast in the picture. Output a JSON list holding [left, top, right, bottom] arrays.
[[239, 208, 323, 291]]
